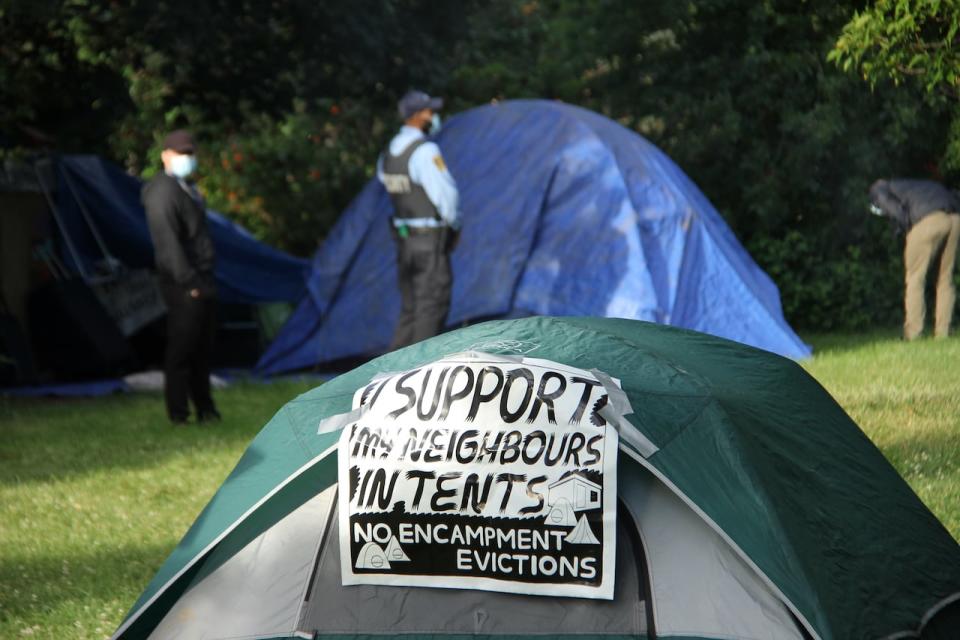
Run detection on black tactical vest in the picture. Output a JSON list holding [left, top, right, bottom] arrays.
[[380, 139, 442, 222]]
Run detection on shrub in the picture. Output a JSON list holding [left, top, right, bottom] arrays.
[[749, 228, 903, 332], [195, 100, 391, 257]]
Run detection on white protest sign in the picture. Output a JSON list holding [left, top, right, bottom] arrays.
[[336, 352, 619, 599]]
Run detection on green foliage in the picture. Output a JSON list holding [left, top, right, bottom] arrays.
[[829, 0, 960, 98], [1, 0, 471, 166], [2, 0, 957, 331], [196, 101, 387, 256], [749, 228, 903, 331], [828, 2, 960, 177], [448, 0, 551, 102]]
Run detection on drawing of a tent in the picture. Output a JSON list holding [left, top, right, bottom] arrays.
[[385, 536, 410, 562], [565, 514, 601, 545], [355, 542, 390, 570], [544, 497, 577, 526]]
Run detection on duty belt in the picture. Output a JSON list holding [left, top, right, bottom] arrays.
[[394, 223, 449, 238]]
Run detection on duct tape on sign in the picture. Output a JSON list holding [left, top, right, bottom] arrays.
[[336, 351, 618, 599]]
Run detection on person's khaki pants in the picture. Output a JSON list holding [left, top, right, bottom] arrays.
[[903, 211, 960, 339]]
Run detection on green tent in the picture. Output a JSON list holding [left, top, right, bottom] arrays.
[[112, 317, 960, 640]]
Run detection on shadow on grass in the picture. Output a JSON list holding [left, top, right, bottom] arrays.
[[801, 328, 903, 355], [879, 421, 960, 472], [0, 381, 316, 487], [878, 426, 960, 539], [0, 540, 172, 626]]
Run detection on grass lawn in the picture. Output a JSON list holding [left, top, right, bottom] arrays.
[[800, 331, 960, 541], [1, 334, 958, 639], [0, 379, 319, 639]]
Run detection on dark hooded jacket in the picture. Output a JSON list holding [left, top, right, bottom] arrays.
[[869, 179, 960, 233]]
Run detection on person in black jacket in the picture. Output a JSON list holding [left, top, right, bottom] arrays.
[[869, 178, 960, 340], [143, 130, 220, 423]]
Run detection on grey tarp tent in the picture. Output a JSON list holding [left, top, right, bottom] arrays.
[[113, 318, 960, 640]]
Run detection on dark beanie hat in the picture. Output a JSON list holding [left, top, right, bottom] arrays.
[[162, 129, 196, 154]]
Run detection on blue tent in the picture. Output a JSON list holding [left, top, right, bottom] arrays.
[[54, 155, 308, 304], [257, 100, 809, 374]]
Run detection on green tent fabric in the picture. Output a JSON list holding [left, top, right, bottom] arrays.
[[112, 317, 960, 640]]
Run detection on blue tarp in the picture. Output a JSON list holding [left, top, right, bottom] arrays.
[[55, 155, 308, 304], [257, 100, 810, 374], [1, 378, 129, 398], [0, 371, 334, 398]]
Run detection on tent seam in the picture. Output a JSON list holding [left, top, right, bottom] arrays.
[[645, 396, 714, 451], [879, 590, 960, 640], [285, 404, 319, 457], [504, 157, 563, 315], [707, 394, 833, 638]]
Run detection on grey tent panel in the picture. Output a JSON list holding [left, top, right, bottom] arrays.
[[144, 463, 806, 640], [298, 501, 647, 636], [148, 487, 336, 639], [146, 459, 803, 640], [618, 460, 804, 639]]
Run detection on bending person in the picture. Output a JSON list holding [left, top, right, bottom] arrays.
[[869, 178, 960, 340]]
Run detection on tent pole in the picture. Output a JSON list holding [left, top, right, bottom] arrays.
[[59, 164, 119, 274], [34, 158, 90, 280]]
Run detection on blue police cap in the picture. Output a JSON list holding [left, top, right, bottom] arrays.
[[398, 90, 444, 119]]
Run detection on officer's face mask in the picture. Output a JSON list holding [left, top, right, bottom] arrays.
[[423, 113, 442, 136], [869, 203, 884, 217], [169, 153, 198, 179]]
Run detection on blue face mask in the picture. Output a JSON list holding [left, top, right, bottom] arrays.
[[169, 154, 197, 179], [429, 113, 442, 135]]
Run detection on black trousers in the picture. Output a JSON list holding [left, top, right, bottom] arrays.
[[390, 228, 452, 350], [160, 281, 217, 421]]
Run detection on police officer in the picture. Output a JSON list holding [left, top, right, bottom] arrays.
[[143, 130, 221, 423], [378, 90, 461, 350], [869, 178, 960, 339]]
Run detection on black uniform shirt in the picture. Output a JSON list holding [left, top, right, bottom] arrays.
[[142, 172, 216, 292]]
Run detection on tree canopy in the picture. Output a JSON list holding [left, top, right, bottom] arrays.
[[830, 0, 960, 99], [830, 0, 960, 173], [2, 0, 956, 330]]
